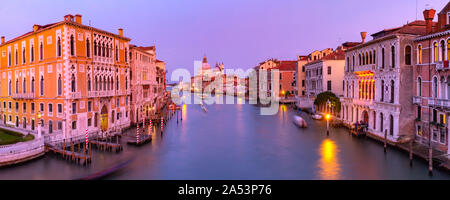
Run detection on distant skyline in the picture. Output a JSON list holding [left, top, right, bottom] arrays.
[[0, 0, 447, 76]]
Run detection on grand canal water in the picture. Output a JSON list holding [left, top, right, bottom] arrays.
[[1, 95, 450, 180]]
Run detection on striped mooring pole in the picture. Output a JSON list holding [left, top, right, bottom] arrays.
[[136, 122, 139, 144], [85, 129, 88, 150], [161, 117, 164, 133]]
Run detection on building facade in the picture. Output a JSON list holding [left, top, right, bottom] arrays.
[[305, 50, 345, 97], [341, 20, 430, 142], [413, 5, 450, 154], [0, 14, 131, 141], [129, 45, 157, 124]]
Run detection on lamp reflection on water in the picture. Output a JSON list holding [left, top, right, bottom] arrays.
[[318, 139, 341, 180]]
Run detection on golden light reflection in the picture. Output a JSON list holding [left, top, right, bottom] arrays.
[[318, 139, 341, 180], [182, 104, 187, 120]]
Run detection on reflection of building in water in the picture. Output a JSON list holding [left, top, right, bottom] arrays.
[[317, 139, 341, 180]]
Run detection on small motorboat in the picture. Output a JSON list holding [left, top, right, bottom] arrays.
[[311, 113, 323, 120], [293, 115, 307, 128], [200, 103, 208, 112]]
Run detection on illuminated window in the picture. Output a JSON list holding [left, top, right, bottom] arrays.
[[417, 45, 422, 64]]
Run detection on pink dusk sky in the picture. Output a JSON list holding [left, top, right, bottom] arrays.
[[0, 0, 447, 76]]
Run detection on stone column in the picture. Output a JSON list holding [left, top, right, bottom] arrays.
[[37, 120, 42, 138]]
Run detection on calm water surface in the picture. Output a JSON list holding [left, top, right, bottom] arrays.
[[1, 95, 450, 180]]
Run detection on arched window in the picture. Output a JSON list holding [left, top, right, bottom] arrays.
[[380, 113, 384, 132], [110, 44, 113, 58], [390, 80, 395, 103], [15, 49, 18, 65], [94, 41, 97, 56], [362, 53, 365, 65], [70, 35, 75, 56], [8, 80, 11, 95], [352, 56, 355, 70], [381, 80, 385, 101], [116, 76, 119, 90], [15, 79, 19, 94], [373, 111, 376, 129], [57, 75, 62, 95], [30, 45, 34, 62], [49, 120, 53, 134], [38, 44, 43, 60], [103, 77, 106, 90], [381, 48, 385, 68], [115, 45, 118, 61], [418, 45, 422, 64], [86, 38, 90, 57], [389, 115, 394, 136], [8, 51, 11, 66], [447, 76, 450, 100], [22, 48, 26, 63], [369, 51, 372, 64], [106, 44, 110, 57], [417, 77, 422, 96], [125, 48, 128, 62], [23, 78, 26, 93], [125, 77, 128, 90], [40, 76, 44, 96], [95, 77, 98, 91], [102, 42, 105, 57], [447, 39, 450, 61], [405, 45, 411, 65], [98, 42, 101, 56], [391, 46, 395, 68], [71, 74, 76, 92], [31, 77, 35, 93], [433, 42, 438, 62], [87, 75, 91, 91], [57, 37, 61, 57], [373, 50, 376, 65], [433, 76, 438, 98]]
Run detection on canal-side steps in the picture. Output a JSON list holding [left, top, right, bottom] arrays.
[[0, 138, 45, 167]]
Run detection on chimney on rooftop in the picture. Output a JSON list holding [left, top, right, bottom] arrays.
[[423, 9, 436, 34], [33, 25, 39, 32], [75, 14, 82, 24], [360, 32, 367, 43], [1, 36, 4, 45], [118, 28, 123, 37]]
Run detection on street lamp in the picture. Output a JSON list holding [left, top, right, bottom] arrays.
[[325, 113, 330, 136]]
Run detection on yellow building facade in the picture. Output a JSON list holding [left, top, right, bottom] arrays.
[[0, 14, 131, 140]]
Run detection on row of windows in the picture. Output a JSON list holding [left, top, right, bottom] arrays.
[[342, 107, 395, 136], [344, 79, 395, 103], [346, 46, 398, 71], [5, 35, 128, 67]]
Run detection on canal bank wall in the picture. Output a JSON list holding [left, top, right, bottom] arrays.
[[0, 138, 45, 167], [342, 124, 450, 172]]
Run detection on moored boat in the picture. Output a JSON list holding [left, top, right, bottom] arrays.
[[293, 115, 307, 128]]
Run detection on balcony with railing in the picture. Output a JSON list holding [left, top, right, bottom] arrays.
[[70, 92, 81, 99], [12, 93, 35, 99], [99, 90, 115, 97], [428, 98, 450, 109], [435, 61, 449, 70], [413, 96, 422, 104], [87, 91, 98, 98]]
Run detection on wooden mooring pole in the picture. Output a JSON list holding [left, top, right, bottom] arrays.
[[429, 146, 433, 175], [384, 131, 387, 153], [409, 139, 413, 166]]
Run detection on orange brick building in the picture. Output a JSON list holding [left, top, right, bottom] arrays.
[[0, 14, 131, 141]]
